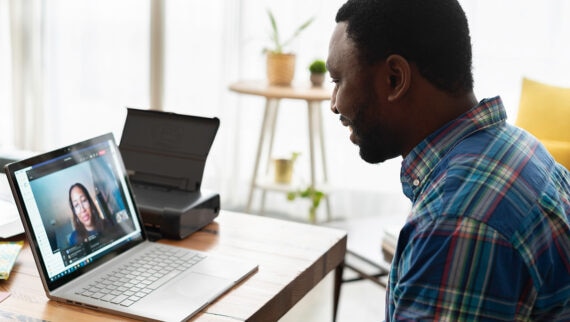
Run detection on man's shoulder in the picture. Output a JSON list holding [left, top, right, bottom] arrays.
[[442, 123, 552, 190]]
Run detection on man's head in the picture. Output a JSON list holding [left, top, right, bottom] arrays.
[[327, 0, 474, 163], [336, 0, 473, 94]]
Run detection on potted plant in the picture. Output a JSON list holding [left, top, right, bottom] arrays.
[[265, 10, 314, 86], [309, 59, 327, 87], [273, 152, 300, 184], [286, 185, 326, 223]]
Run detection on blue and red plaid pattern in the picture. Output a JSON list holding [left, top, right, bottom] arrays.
[[387, 96, 570, 321]]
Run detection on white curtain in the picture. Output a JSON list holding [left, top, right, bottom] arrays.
[[2, 0, 44, 151], [0, 0, 12, 147], [2, 0, 569, 220]]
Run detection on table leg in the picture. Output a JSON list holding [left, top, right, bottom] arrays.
[[333, 260, 345, 322], [264, 99, 280, 176], [308, 101, 332, 221], [314, 102, 332, 221], [246, 98, 280, 214], [307, 102, 318, 189], [260, 99, 280, 215]]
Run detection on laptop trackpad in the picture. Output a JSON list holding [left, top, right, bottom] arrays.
[[173, 272, 231, 301], [134, 272, 231, 321]]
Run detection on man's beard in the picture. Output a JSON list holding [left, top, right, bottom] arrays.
[[352, 107, 400, 164], [357, 126, 390, 163]]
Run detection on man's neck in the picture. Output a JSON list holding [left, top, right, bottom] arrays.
[[402, 86, 478, 157]]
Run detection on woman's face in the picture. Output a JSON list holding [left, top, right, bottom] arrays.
[[70, 186, 94, 229]]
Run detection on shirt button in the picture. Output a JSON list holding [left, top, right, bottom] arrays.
[[413, 179, 420, 186]]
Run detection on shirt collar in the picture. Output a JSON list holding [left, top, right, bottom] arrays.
[[400, 96, 507, 201]]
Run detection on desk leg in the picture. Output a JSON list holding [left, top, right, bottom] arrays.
[[246, 98, 280, 214], [333, 260, 345, 322]]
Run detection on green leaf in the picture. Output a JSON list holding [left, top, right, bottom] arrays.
[[281, 16, 315, 50], [285, 185, 326, 221], [267, 10, 282, 53], [286, 192, 296, 200], [266, 9, 314, 53]]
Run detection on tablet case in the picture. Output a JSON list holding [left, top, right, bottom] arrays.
[[119, 108, 220, 240]]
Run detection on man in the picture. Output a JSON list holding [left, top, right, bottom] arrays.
[[327, 0, 570, 320]]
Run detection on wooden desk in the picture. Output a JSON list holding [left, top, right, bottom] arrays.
[[229, 80, 333, 222], [0, 211, 347, 321]]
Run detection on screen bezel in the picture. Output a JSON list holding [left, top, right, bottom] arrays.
[[4, 133, 147, 291]]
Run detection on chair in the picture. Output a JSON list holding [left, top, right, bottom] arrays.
[[515, 77, 570, 169]]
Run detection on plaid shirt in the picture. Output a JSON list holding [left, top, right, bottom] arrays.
[[387, 97, 570, 321]]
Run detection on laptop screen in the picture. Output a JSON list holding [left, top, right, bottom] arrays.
[[5, 133, 145, 290]]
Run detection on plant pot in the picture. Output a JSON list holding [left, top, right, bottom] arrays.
[[274, 158, 294, 184], [310, 73, 325, 87], [266, 52, 296, 86]]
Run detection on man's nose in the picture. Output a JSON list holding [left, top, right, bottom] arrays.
[[330, 95, 339, 114]]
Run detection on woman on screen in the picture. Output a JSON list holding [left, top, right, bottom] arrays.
[[68, 182, 110, 246]]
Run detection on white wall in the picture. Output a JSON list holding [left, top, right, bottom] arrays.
[[2, 0, 569, 221]]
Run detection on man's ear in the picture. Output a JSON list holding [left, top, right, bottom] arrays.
[[385, 54, 411, 102]]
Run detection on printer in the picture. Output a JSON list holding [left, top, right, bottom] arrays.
[[119, 108, 220, 240]]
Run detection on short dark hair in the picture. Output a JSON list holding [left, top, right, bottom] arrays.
[[336, 0, 473, 94]]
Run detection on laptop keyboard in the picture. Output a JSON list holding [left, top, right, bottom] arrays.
[[75, 245, 206, 307]]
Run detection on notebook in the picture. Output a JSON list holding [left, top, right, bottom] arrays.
[[4, 133, 258, 321]]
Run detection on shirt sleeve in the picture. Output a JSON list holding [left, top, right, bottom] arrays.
[[390, 216, 535, 321]]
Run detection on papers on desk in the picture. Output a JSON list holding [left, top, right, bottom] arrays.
[[0, 200, 24, 238], [0, 241, 23, 280], [0, 174, 24, 238]]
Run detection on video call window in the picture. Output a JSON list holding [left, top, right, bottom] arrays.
[[29, 152, 136, 265]]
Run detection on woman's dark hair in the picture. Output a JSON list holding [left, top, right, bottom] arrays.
[[68, 182, 105, 240], [336, 0, 473, 94]]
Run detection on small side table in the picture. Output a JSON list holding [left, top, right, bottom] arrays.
[[229, 80, 333, 221]]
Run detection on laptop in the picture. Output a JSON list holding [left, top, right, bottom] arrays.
[[4, 133, 258, 322]]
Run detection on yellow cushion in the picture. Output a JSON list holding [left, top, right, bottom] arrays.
[[515, 78, 570, 169]]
